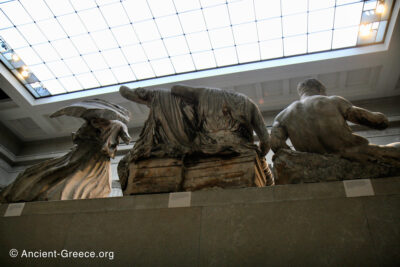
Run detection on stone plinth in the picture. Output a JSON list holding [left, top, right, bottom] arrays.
[[124, 151, 266, 195], [273, 149, 400, 185]]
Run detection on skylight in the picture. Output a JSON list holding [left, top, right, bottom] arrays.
[[0, 0, 394, 98]]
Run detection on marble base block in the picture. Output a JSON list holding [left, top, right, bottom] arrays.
[[273, 149, 400, 185], [124, 151, 266, 195]]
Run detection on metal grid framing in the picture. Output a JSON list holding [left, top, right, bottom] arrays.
[[0, 0, 395, 98]]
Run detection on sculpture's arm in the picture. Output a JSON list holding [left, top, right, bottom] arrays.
[[251, 105, 270, 156], [119, 86, 150, 107], [270, 120, 290, 153], [334, 96, 389, 130], [171, 84, 200, 104]]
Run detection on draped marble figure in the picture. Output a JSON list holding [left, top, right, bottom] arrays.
[[1, 99, 130, 203], [118, 85, 272, 188]]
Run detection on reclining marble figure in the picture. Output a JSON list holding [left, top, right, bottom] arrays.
[[1, 99, 130, 203], [118, 85, 272, 192], [271, 78, 400, 184]]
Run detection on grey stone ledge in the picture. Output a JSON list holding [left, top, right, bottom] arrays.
[[1, 176, 399, 217]]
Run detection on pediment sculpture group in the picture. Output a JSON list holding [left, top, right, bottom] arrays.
[[1, 79, 399, 203]]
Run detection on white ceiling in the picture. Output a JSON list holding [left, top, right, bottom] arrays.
[[0, 1, 399, 142], [0, 0, 394, 97]]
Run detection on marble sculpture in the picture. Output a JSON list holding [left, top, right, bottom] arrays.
[[118, 85, 273, 192], [271, 78, 400, 184], [0, 99, 130, 203]]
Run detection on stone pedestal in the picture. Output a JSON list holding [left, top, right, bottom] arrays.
[[273, 149, 400, 185], [124, 151, 266, 195]]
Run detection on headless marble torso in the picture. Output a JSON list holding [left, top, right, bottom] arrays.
[[275, 95, 368, 154]]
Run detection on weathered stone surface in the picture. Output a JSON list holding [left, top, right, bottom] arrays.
[[271, 79, 392, 156], [124, 151, 268, 195], [273, 149, 400, 184], [0, 99, 130, 203], [118, 85, 273, 190]]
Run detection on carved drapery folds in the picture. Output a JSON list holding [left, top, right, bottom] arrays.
[[1, 99, 130, 203], [118, 85, 273, 193]]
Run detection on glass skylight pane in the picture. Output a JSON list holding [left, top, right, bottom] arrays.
[[33, 43, 61, 62], [203, 5, 230, 29], [260, 39, 283, 59], [91, 30, 119, 50], [179, 10, 207, 34], [18, 24, 47, 45], [214, 47, 238, 66], [1, 1, 33, 25], [334, 2, 363, 28], [236, 43, 260, 63], [132, 62, 154, 79], [308, 8, 334, 33], [82, 53, 109, 70], [96, 0, 120, 5], [14, 47, 42, 65], [257, 18, 282, 41], [93, 69, 117, 86], [228, 0, 255, 25], [0, 10, 13, 29], [46, 0, 75, 16], [29, 64, 54, 81], [100, 3, 130, 27], [142, 40, 168, 60], [209, 27, 234, 49], [112, 65, 136, 83], [0, 28, 29, 48], [122, 0, 153, 22], [51, 39, 79, 59], [134, 20, 160, 42], [59, 76, 82, 92], [200, 0, 226, 7], [336, 0, 362, 5], [308, 30, 332, 52], [156, 15, 183, 38], [45, 61, 72, 77], [363, 0, 377, 11], [42, 79, 66, 94], [122, 45, 148, 63], [284, 35, 307, 56], [232, 23, 258, 45], [174, 0, 201, 12], [57, 14, 87, 36], [19, 0, 53, 21], [281, 0, 308, 16], [79, 8, 108, 32], [111, 25, 139, 47], [75, 72, 100, 88], [37, 19, 68, 41], [170, 54, 196, 73], [70, 0, 97, 11], [102, 49, 127, 67], [151, 58, 175, 76], [147, 0, 176, 17], [192, 51, 216, 70], [164, 36, 189, 56], [254, 0, 281, 20], [186, 32, 212, 52], [282, 13, 307, 37], [332, 26, 358, 49], [70, 35, 98, 55], [309, 0, 335, 11], [63, 57, 90, 74], [376, 21, 387, 42]]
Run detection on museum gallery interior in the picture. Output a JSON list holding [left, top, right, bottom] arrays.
[[0, 0, 399, 265]]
